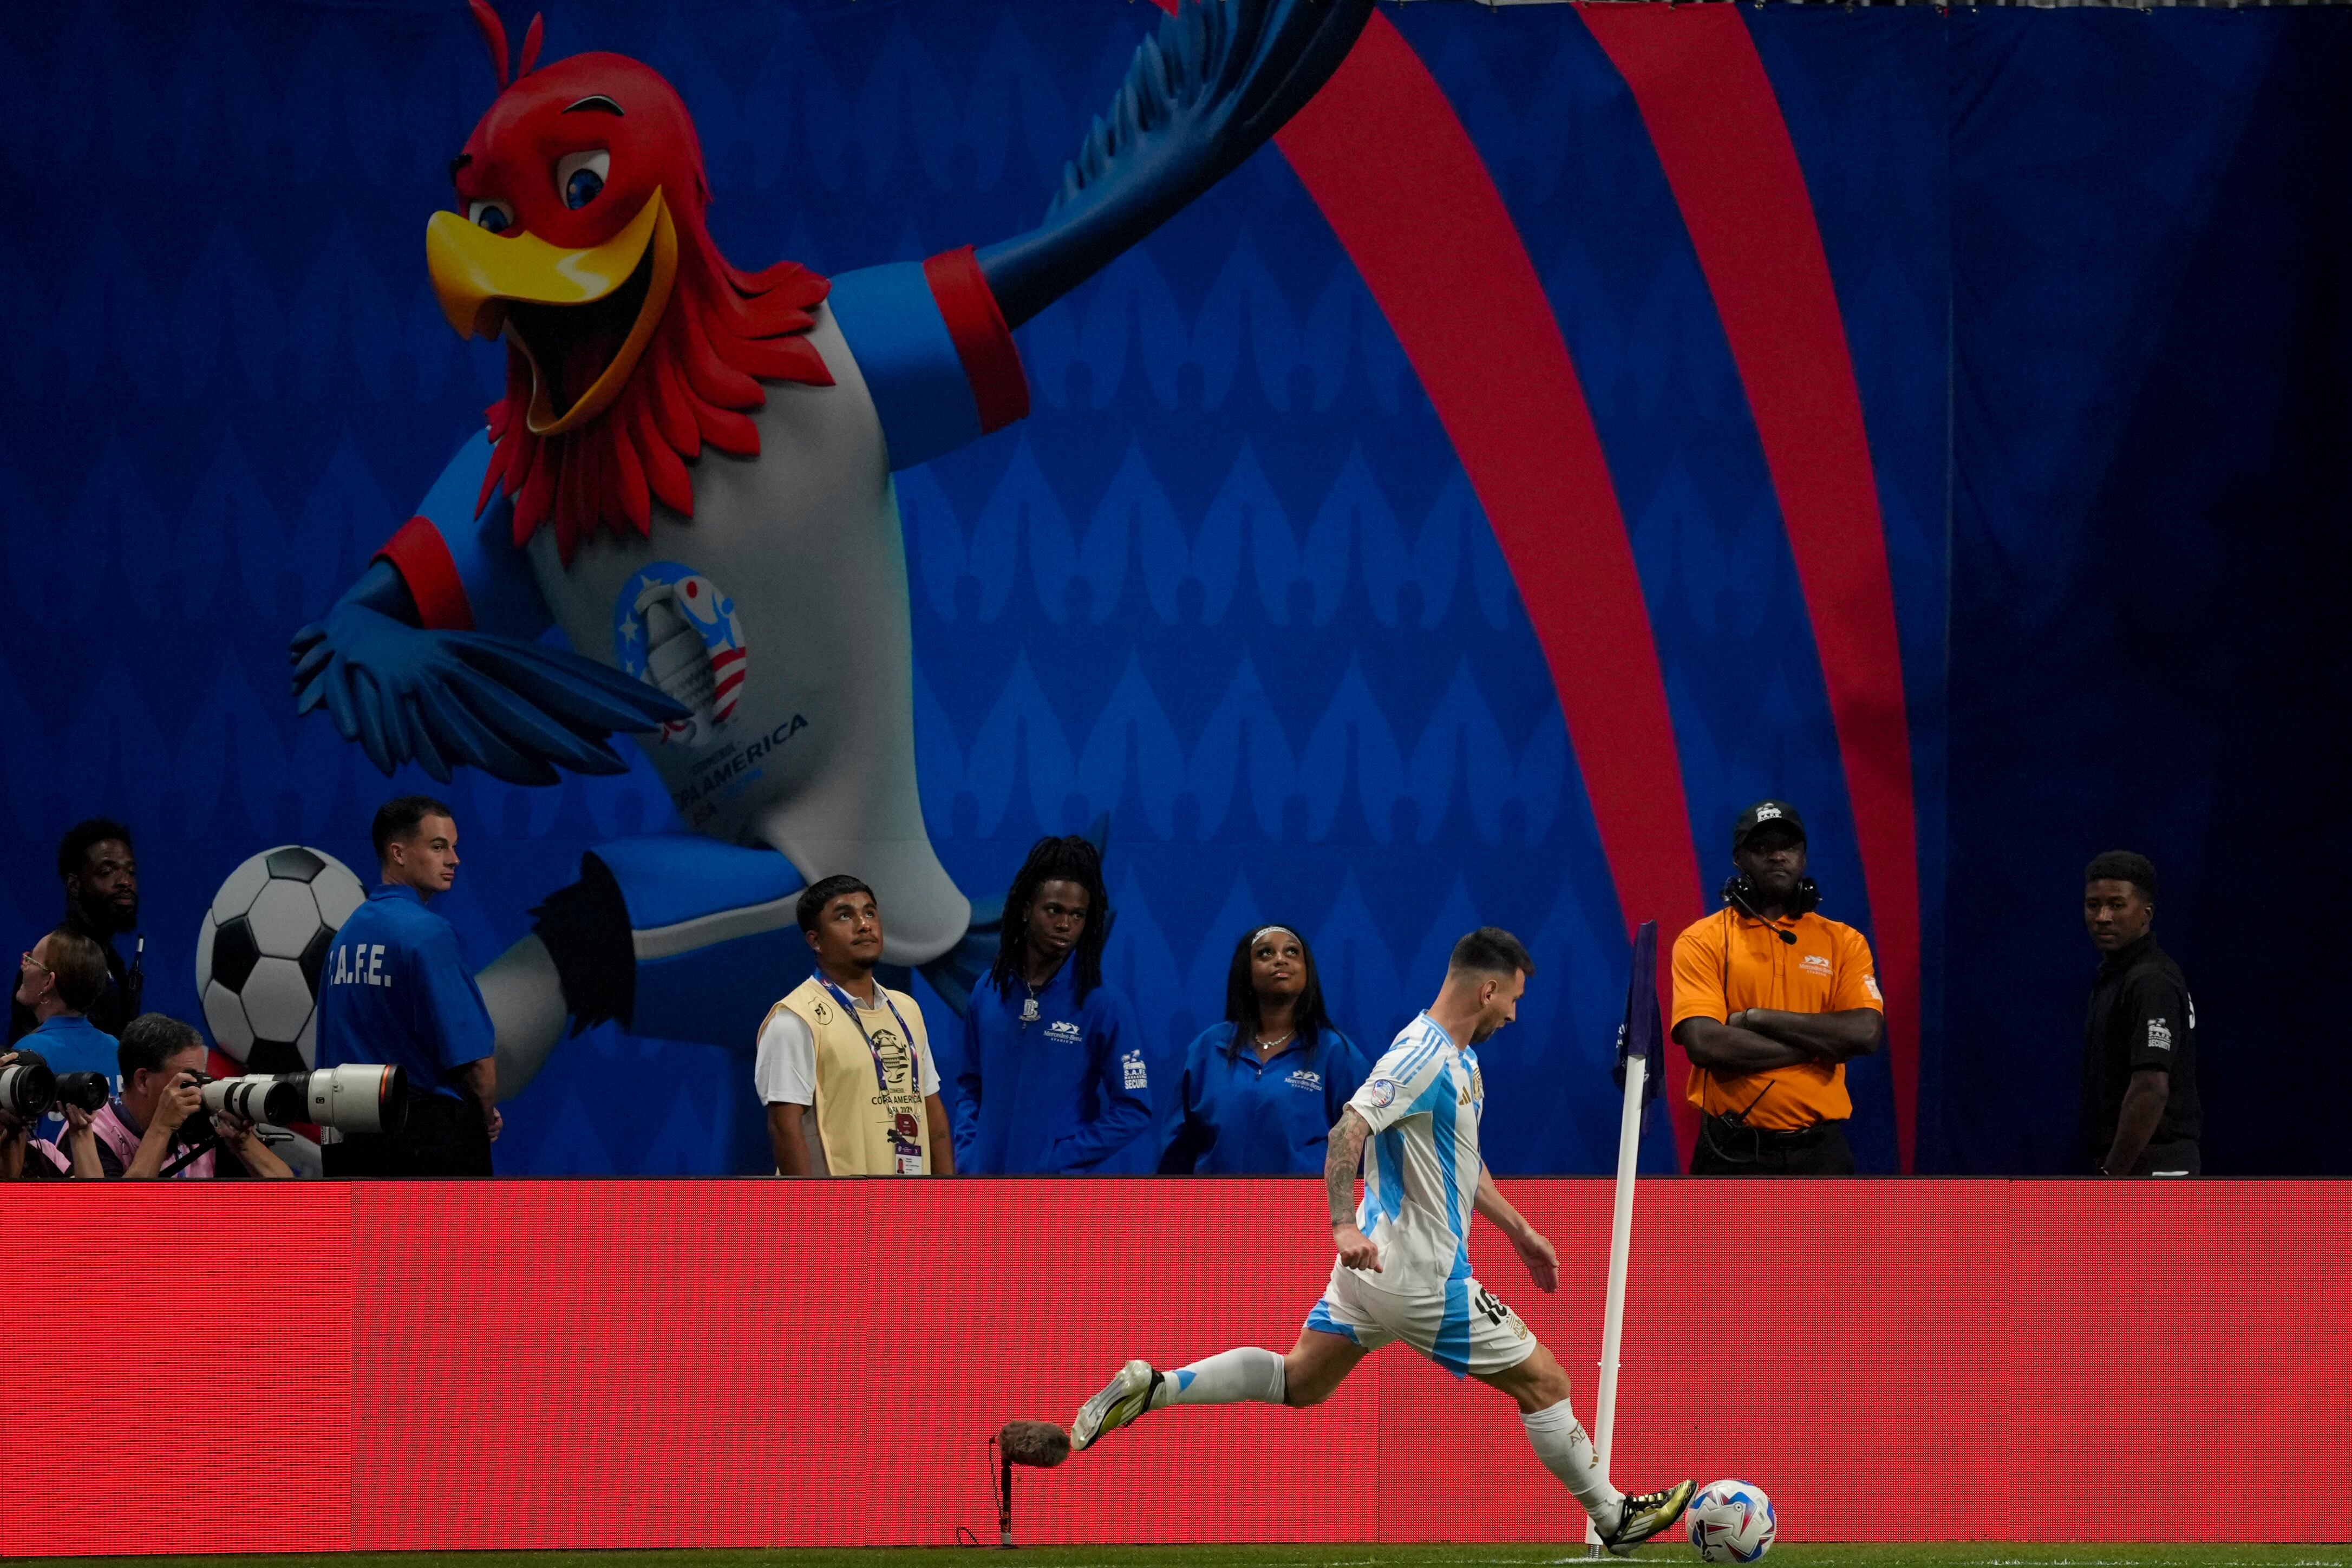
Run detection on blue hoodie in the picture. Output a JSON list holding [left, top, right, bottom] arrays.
[[955, 963, 1151, 1174]]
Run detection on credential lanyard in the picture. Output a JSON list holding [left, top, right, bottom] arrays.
[[814, 974, 918, 1099]]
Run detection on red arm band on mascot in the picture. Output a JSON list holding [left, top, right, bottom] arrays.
[[374, 516, 477, 632], [923, 246, 1029, 436]]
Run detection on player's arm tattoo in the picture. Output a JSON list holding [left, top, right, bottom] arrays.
[[1326, 1108, 1370, 1229]]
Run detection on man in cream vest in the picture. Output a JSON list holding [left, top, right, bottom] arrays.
[[756, 876, 953, 1177]]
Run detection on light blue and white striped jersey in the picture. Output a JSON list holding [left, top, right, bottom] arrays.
[[1346, 1013, 1485, 1290]]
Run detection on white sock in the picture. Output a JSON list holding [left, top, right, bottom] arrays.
[[1151, 1347, 1287, 1408], [1521, 1400, 1623, 1524]]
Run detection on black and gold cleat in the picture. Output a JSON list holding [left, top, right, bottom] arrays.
[[1068, 1358, 1164, 1452], [1598, 1479, 1696, 1557]]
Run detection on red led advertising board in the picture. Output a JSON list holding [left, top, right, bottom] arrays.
[[8, 1180, 2343, 1554]]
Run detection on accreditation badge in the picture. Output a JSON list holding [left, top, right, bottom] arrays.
[[892, 1109, 924, 1175]]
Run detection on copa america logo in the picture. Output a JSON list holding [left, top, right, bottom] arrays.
[[611, 562, 748, 748]]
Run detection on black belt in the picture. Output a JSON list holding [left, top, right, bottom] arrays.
[[1705, 1114, 1834, 1148]]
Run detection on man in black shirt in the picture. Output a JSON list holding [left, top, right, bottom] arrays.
[[6, 819, 143, 1043], [2081, 851, 2200, 1176]]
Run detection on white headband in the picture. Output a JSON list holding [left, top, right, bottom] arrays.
[[1251, 925, 1299, 946]]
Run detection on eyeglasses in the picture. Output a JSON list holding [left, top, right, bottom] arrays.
[[19, 952, 49, 974]]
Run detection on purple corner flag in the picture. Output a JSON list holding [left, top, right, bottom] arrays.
[[1612, 919, 1662, 1107]]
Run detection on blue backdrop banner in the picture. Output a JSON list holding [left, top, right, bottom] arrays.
[[0, 2, 2342, 1176]]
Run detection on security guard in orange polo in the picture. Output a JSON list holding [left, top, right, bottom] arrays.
[[1669, 800, 1884, 1175]]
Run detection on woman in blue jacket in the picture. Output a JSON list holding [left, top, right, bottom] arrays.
[[1160, 925, 1369, 1175]]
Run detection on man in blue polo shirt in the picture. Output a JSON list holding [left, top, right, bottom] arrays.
[[955, 835, 1152, 1175], [316, 796, 499, 1177]]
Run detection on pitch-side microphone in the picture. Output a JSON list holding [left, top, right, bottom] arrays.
[[1723, 879, 1799, 944]]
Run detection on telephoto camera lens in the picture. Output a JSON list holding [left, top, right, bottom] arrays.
[[50, 1072, 110, 1114], [199, 1066, 407, 1136], [202, 1074, 304, 1127], [0, 1055, 57, 1122], [306, 1064, 408, 1135]]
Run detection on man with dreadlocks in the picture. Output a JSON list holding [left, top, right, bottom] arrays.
[[953, 836, 1151, 1175]]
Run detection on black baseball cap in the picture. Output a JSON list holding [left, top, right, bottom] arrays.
[[1732, 799, 1806, 854]]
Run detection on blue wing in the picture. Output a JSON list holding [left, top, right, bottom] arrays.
[[290, 560, 689, 787], [977, 0, 1372, 329]]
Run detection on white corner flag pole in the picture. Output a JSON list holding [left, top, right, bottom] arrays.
[[1584, 1049, 1647, 1555]]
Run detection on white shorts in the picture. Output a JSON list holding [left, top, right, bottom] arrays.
[[1303, 1260, 1538, 1377]]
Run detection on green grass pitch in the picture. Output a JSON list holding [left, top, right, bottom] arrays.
[[17, 1547, 2349, 1568]]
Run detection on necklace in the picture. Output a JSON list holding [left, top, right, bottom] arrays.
[[1021, 955, 1068, 1024], [1253, 1029, 1294, 1054]]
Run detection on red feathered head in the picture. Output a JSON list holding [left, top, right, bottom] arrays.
[[427, 2, 832, 561]]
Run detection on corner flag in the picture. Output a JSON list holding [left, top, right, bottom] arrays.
[[1589, 917, 1662, 1548], [1612, 918, 1662, 1107]]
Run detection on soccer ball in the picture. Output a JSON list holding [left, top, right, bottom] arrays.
[[195, 846, 367, 1073], [1687, 1479, 1775, 1562]]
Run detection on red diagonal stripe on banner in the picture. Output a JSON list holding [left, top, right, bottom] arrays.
[[1267, 14, 1707, 1163], [1582, 3, 1924, 1170]]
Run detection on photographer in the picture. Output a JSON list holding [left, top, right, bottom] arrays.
[[91, 1015, 293, 1180], [0, 1050, 102, 1179]]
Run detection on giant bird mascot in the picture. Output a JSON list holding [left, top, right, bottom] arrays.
[[290, 0, 1371, 1097]]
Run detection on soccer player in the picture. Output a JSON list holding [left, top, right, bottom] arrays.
[[1066, 927, 1693, 1556]]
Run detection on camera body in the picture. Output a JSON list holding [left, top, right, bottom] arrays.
[[200, 1065, 407, 1136]]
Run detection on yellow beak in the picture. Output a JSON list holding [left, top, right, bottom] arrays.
[[425, 188, 680, 437]]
